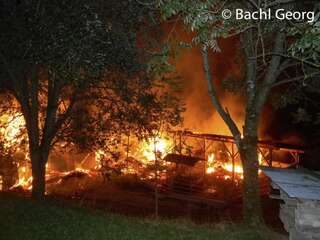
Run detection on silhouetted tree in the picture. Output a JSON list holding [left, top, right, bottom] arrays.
[[0, 0, 182, 199]]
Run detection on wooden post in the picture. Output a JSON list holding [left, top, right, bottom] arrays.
[[126, 134, 130, 159], [203, 138, 206, 179], [154, 138, 159, 219], [269, 148, 273, 167], [174, 132, 177, 154], [179, 133, 182, 155], [232, 143, 235, 183], [294, 152, 300, 167]]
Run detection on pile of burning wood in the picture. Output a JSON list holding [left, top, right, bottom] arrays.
[[0, 133, 254, 193], [0, 111, 302, 199]]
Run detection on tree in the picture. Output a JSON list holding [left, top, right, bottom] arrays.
[[274, 14, 320, 169], [159, 0, 319, 226], [269, 7, 320, 132], [0, 0, 182, 199]]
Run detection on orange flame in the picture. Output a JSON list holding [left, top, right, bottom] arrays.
[[206, 152, 263, 178], [141, 137, 170, 162], [0, 114, 26, 148], [206, 153, 215, 174]]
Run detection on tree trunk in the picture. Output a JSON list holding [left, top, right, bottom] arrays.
[[240, 135, 263, 227], [201, 46, 265, 226], [31, 148, 48, 200]]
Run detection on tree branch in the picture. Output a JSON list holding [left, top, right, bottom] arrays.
[[242, 28, 257, 110], [255, 31, 286, 112], [270, 70, 320, 88], [266, 0, 301, 8], [0, 49, 17, 86], [250, 52, 320, 69], [41, 77, 60, 147], [201, 47, 242, 145]]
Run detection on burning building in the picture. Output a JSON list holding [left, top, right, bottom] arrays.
[[0, 107, 304, 196]]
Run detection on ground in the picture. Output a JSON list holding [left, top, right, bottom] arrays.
[[0, 192, 287, 240], [45, 173, 286, 231]]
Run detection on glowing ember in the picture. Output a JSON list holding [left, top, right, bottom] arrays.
[[74, 167, 95, 177], [0, 176, 3, 191], [206, 152, 263, 179], [258, 152, 262, 164], [94, 149, 105, 169], [10, 176, 33, 190], [5, 115, 24, 140], [0, 114, 26, 148], [0, 113, 32, 190], [224, 175, 231, 180], [223, 164, 244, 174], [206, 153, 215, 174]]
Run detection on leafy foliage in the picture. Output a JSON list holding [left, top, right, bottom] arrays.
[[158, 0, 320, 225], [0, 0, 183, 197], [159, 0, 320, 121], [0, 0, 182, 151], [289, 10, 320, 68]]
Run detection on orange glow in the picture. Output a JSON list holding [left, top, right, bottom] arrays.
[[94, 149, 105, 169], [206, 153, 244, 176], [223, 164, 244, 174], [141, 137, 170, 162], [10, 176, 33, 190], [0, 113, 32, 190], [0, 176, 3, 191], [206, 153, 215, 174], [206, 152, 263, 179], [0, 114, 26, 148], [224, 175, 231, 180], [258, 152, 262, 164]]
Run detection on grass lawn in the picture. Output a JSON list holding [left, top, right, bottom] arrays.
[[0, 193, 286, 240]]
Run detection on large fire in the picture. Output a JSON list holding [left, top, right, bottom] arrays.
[[206, 152, 263, 179], [206, 153, 216, 174], [0, 111, 272, 193], [0, 114, 26, 148], [141, 137, 170, 162], [0, 114, 31, 190], [11, 175, 32, 190]]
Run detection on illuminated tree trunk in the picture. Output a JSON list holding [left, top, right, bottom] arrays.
[[202, 48, 264, 227], [238, 90, 264, 226], [201, 28, 285, 226], [21, 74, 53, 200], [239, 135, 263, 226], [28, 127, 52, 199], [31, 149, 48, 199]]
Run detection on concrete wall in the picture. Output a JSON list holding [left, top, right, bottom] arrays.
[[279, 190, 320, 240]]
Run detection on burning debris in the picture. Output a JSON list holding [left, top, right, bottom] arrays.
[[0, 112, 28, 191], [0, 128, 303, 196], [0, 105, 303, 208]]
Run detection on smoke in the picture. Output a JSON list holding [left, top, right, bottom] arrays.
[[174, 39, 304, 147], [174, 32, 245, 135], [170, 25, 300, 143]]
